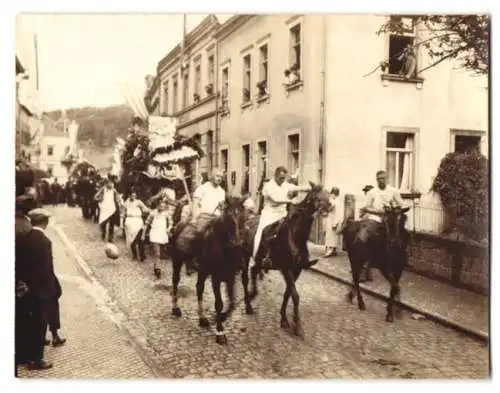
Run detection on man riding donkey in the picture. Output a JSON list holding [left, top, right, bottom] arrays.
[[250, 166, 311, 273], [176, 168, 226, 274]]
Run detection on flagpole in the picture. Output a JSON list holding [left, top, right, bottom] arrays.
[[34, 34, 39, 92]]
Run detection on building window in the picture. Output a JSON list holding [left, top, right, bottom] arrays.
[[242, 144, 251, 194], [220, 148, 229, 186], [385, 131, 415, 191], [206, 130, 213, 170], [194, 64, 201, 103], [47, 145, 54, 156], [172, 77, 178, 113], [162, 81, 169, 115], [258, 44, 269, 97], [257, 140, 267, 179], [287, 134, 300, 175], [289, 24, 301, 72], [207, 55, 215, 85], [183, 71, 190, 108], [387, 16, 418, 78], [242, 54, 252, 103], [222, 67, 229, 99], [451, 130, 483, 154], [47, 164, 54, 176]]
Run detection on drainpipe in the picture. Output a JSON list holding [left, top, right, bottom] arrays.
[[214, 30, 220, 169], [319, 15, 327, 186]]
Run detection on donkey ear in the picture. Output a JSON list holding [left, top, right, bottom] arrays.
[[309, 181, 320, 189], [402, 206, 410, 213]]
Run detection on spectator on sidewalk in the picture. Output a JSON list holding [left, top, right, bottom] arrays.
[[44, 275, 66, 348], [15, 196, 33, 367], [22, 208, 59, 370], [324, 187, 343, 257]]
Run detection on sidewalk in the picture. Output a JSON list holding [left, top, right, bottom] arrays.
[[16, 226, 156, 379], [307, 243, 489, 341]]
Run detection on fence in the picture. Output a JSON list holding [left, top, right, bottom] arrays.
[[310, 192, 446, 245]]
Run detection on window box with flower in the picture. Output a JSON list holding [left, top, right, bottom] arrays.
[[283, 64, 303, 93], [193, 93, 201, 104], [256, 80, 269, 103], [205, 83, 214, 96]]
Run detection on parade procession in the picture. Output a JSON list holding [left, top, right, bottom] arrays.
[[13, 13, 490, 380]]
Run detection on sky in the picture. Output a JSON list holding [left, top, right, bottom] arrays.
[[15, 14, 232, 112]]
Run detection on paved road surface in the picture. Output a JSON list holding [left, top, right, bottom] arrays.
[[46, 206, 489, 379], [16, 224, 155, 379]]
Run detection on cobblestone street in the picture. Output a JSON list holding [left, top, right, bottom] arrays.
[[47, 206, 489, 379], [16, 222, 155, 379]]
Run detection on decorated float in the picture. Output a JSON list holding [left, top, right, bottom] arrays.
[[116, 81, 204, 206]]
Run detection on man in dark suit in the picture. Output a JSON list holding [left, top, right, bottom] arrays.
[[22, 208, 58, 370], [15, 196, 33, 368]]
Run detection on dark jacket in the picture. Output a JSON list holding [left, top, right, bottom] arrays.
[[23, 228, 58, 301]]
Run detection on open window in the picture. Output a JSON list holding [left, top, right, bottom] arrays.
[[242, 54, 252, 104], [242, 144, 251, 194], [287, 133, 300, 175], [387, 16, 418, 79]]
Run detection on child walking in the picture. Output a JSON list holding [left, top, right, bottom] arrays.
[[143, 200, 171, 279]]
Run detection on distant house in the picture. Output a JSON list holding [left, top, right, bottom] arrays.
[[38, 115, 71, 181]]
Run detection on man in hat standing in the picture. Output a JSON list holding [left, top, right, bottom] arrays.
[[15, 195, 34, 367], [21, 208, 59, 370]]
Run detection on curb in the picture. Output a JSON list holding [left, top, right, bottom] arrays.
[[50, 221, 166, 377], [308, 265, 489, 344]]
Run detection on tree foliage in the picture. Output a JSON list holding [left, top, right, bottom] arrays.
[[431, 151, 488, 241], [45, 104, 135, 148], [377, 15, 489, 76]]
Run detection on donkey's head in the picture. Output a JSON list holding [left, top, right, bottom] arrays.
[[382, 204, 410, 250]]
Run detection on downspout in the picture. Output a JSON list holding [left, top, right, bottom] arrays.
[[319, 15, 327, 186], [316, 15, 328, 244], [214, 26, 220, 169]]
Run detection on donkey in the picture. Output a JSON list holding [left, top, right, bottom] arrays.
[[170, 196, 246, 344], [241, 182, 332, 338], [343, 204, 410, 322]]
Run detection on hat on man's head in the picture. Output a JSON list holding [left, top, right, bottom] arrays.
[[362, 185, 374, 193], [27, 208, 52, 223]]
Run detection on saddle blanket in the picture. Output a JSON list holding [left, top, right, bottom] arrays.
[[176, 213, 216, 254]]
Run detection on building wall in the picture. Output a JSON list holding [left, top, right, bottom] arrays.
[[39, 135, 70, 180], [217, 15, 325, 196], [155, 17, 219, 189], [323, 15, 488, 195]]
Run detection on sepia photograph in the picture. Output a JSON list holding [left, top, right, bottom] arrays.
[[12, 2, 491, 382]]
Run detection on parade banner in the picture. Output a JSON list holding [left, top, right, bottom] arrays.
[[68, 120, 79, 155], [148, 116, 177, 152]]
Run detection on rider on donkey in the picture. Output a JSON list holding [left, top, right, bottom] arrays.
[[251, 166, 310, 271], [358, 170, 405, 248]]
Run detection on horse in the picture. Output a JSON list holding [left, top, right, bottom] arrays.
[[241, 182, 332, 338], [343, 204, 410, 322], [170, 196, 247, 344]]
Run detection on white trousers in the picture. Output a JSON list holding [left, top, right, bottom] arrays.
[[252, 209, 287, 258]]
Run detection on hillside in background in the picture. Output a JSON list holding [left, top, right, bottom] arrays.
[[45, 104, 135, 148]]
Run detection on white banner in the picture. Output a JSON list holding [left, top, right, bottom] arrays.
[[68, 120, 79, 155], [148, 116, 177, 152]]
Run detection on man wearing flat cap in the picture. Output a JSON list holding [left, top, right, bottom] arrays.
[[21, 208, 60, 370]]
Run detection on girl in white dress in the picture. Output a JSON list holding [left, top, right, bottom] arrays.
[[123, 191, 149, 261], [143, 200, 171, 279]]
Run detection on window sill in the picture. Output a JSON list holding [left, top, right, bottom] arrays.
[[256, 94, 270, 104], [220, 108, 230, 118], [285, 80, 304, 94], [240, 101, 253, 110], [401, 191, 422, 200], [381, 74, 424, 88]]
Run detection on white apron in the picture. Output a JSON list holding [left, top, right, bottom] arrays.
[[252, 208, 287, 258], [124, 200, 144, 246], [149, 212, 169, 245], [99, 189, 117, 225]]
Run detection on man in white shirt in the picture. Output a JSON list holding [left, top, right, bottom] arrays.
[[362, 171, 405, 222], [251, 166, 310, 269], [192, 168, 226, 220]]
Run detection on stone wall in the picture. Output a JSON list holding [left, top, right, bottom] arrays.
[[407, 232, 489, 295]]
